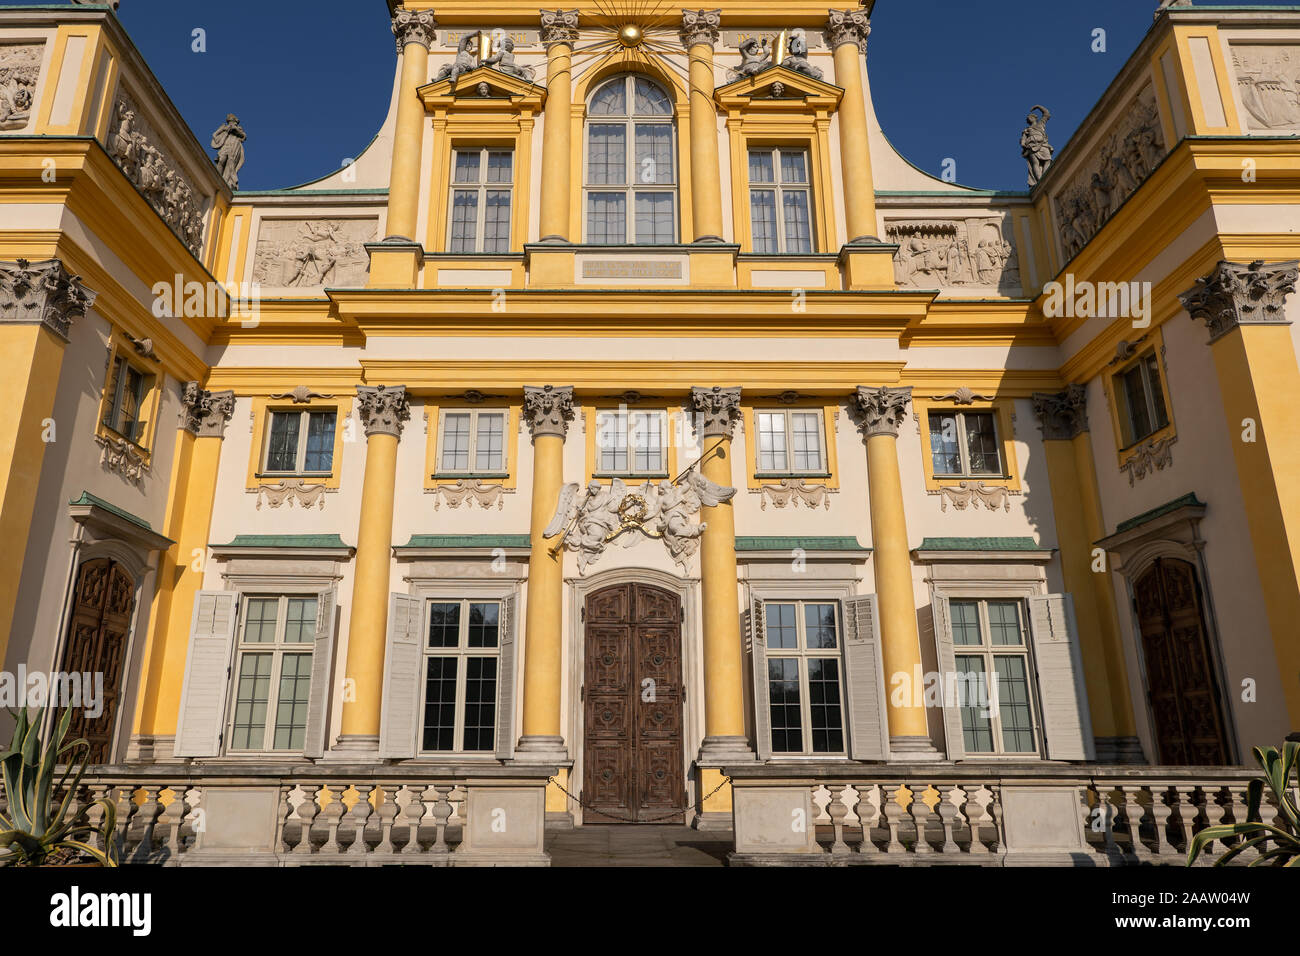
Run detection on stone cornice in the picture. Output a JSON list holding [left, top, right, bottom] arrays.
[[0, 258, 97, 341], [392, 9, 439, 53], [180, 382, 235, 438], [356, 384, 411, 439], [691, 386, 743, 440], [1032, 385, 1089, 441], [680, 9, 722, 49], [540, 9, 580, 47], [1179, 259, 1299, 344], [523, 385, 575, 439], [854, 385, 911, 438], [825, 8, 871, 52]]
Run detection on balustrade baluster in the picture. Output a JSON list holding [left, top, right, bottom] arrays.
[[882, 784, 906, 854], [401, 786, 427, 855], [431, 784, 454, 855], [346, 786, 373, 857], [374, 785, 400, 855], [856, 785, 880, 855], [1170, 786, 1198, 857], [910, 785, 935, 854], [293, 785, 321, 855], [935, 786, 959, 854], [825, 785, 851, 857], [1149, 785, 1175, 859], [318, 786, 344, 854]]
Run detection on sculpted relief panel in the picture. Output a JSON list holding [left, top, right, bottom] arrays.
[[1052, 87, 1166, 261], [251, 218, 377, 289], [0, 43, 42, 130], [107, 92, 208, 256], [888, 217, 1021, 295], [1231, 44, 1300, 130]]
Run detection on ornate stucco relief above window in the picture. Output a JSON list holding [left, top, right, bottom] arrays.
[[105, 90, 209, 256], [0, 42, 43, 130], [1051, 84, 1167, 261], [888, 218, 1022, 296], [251, 218, 378, 290]]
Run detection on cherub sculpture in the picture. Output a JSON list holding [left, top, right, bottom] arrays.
[[436, 33, 480, 84], [781, 28, 823, 80], [734, 36, 773, 79], [483, 35, 534, 82]]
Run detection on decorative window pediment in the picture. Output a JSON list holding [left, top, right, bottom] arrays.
[[419, 68, 547, 113], [714, 66, 844, 113]]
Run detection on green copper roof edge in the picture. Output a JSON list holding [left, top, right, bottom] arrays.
[[735, 536, 869, 552], [914, 537, 1047, 552], [215, 534, 352, 549], [397, 534, 532, 549], [1115, 493, 1206, 535], [69, 492, 159, 535]]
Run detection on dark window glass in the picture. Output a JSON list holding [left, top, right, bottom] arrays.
[[807, 657, 844, 753], [422, 657, 458, 751], [462, 657, 497, 751], [767, 658, 802, 753], [427, 602, 461, 648], [303, 412, 336, 473], [929, 412, 961, 474], [467, 602, 499, 648], [266, 412, 300, 472]]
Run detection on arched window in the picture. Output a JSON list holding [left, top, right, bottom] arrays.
[[584, 74, 677, 244]]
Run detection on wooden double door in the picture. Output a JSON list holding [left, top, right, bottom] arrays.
[[58, 558, 136, 763], [1134, 557, 1231, 765], [582, 583, 687, 824]]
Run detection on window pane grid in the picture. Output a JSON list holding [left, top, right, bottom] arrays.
[[229, 595, 319, 753], [757, 410, 824, 475], [440, 410, 508, 475], [929, 410, 1003, 478], [948, 599, 1039, 756], [419, 599, 504, 755], [586, 76, 676, 243], [448, 148, 513, 253], [748, 148, 814, 253], [763, 600, 846, 755]]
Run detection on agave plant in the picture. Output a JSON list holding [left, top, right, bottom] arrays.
[[1188, 740, 1300, 867], [0, 708, 117, 867]]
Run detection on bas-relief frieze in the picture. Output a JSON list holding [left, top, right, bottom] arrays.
[[1231, 44, 1300, 130], [888, 218, 1021, 294], [251, 219, 377, 289], [0, 42, 42, 130], [1052, 87, 1166, 261], [106, 92, 208, 256]]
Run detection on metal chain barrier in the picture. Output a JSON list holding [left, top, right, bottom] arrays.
[[547, 774, 732, 825]]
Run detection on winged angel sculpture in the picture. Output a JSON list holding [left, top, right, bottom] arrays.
[[543, 474, 737, 573]]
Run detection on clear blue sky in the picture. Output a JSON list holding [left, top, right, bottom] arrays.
[[6, 1, 1298, 191]]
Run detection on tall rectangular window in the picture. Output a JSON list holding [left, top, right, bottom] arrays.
[[228, 594, 317, 752], [1114, 350, 1170, 447], [436, 409, 507, 475], [927, 410, 1003, 478], [102, 354, 153, 445], [755, 410, 826, 475], [421, 599, 502, 753], [949, 599, 1038, 755], [448, 148, 514, 254], [762, 601, 845, 755], [595, 409, 667, 476], [748, 147, 813, 254], [263, 409, 337, 476]]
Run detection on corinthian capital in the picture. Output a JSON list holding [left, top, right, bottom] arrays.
[[1179, 259, 1299, 343], [0, 258, 97, 341], [854, 386, 911, 438], [680, 9, 721, 48], [392, 9, 438, 54], [523, 385, 576, 439], [1032, 385, 1089, 441], [691, 386, 742, 440], [356, 385, 411, 438], [180, 382, 236, 438], [825, 8, 872, 52], [540, 9, 580, 47]]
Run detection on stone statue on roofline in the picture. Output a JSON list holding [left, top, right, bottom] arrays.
[[210, 113, 246, 190], [483, 34, 535, 82], [1021, 105, 1054, 187], [734, 36, 773, 78]]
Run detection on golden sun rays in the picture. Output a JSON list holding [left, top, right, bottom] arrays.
[[568, 0, 692, 100]]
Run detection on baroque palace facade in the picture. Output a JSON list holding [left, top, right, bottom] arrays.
[[1, 0, 1298, 864]]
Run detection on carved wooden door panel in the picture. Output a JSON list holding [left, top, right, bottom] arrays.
[[1135, 558, 1230, 765], [583, 583, 686, 823], [58, 558, 135, 763]]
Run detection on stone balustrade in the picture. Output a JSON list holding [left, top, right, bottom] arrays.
[[6, 763, 555, 867], [725, 764, 1279, 866]]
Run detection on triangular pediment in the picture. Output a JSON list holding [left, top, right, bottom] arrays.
[[715, 65, 843, 111], [419, 67, 546, 110]]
